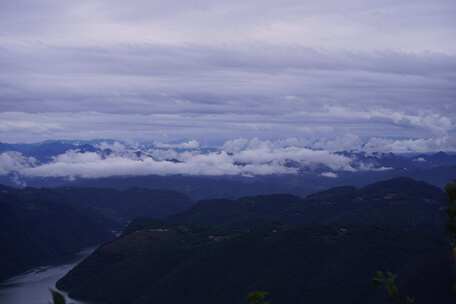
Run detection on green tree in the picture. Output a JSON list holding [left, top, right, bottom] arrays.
[[373, 271, 415, 304], [247, 291, 270, 304], [373, 181, 456, 303], [50, 289, 66, 304]]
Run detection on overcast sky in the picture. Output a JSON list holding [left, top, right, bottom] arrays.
[[1, 0, 455, 151]]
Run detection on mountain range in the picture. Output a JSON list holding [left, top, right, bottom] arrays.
[[56, 177, 454, 304], [1, 140, 455, 200]]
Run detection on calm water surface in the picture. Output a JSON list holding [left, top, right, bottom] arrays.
[[0, 248, 94, 304]]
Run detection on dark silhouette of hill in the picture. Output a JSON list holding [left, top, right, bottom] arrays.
[[0, 185, 193, 281], [0, 185, 111, 281], [25, 165, 455, 200], [51, 187, 192, 224], [170, 177, 446, 228], [57, 177, 453, 304]]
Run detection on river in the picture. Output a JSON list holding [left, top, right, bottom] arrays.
[[0, 248, 94, 304]]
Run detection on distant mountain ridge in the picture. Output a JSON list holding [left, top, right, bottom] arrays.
[[1, 140, 455, 200], [169, 177, 446, 228]]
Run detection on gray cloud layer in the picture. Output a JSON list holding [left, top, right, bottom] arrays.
[[0, 0, 455, 146]]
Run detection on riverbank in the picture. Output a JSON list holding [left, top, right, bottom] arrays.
[[0, 247, 95, 304]]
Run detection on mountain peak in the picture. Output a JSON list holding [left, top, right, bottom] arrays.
[[360, 177, 444, 201]]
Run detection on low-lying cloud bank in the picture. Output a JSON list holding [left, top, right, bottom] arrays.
[[0, 139, 398, 180], [2, 136, 455, 180]]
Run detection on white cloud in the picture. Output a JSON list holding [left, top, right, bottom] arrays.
[[154, 140, 200, 149], [95, 141, 128, 153], [320, 172, 338, 178], [232, 145, 355, 171], [1, 135, 454, 180], [0, 139, 367, 178], [363, 136, 453, 153], [319, 106, 454, 135], [221, 138, 250, 153], [0, 152, 36, 175], [414, 157, 426, 162], [18, 150, 295, 178]]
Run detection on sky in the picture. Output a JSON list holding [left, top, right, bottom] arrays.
[[0, 0, 455, 152]]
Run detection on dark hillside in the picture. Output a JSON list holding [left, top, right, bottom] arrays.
[[0, 185, 193, 281], [0, 185, 112, 281], [57, 177, 453, 304]]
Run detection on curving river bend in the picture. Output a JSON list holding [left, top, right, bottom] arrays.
[[0, 248, 94, 304]]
